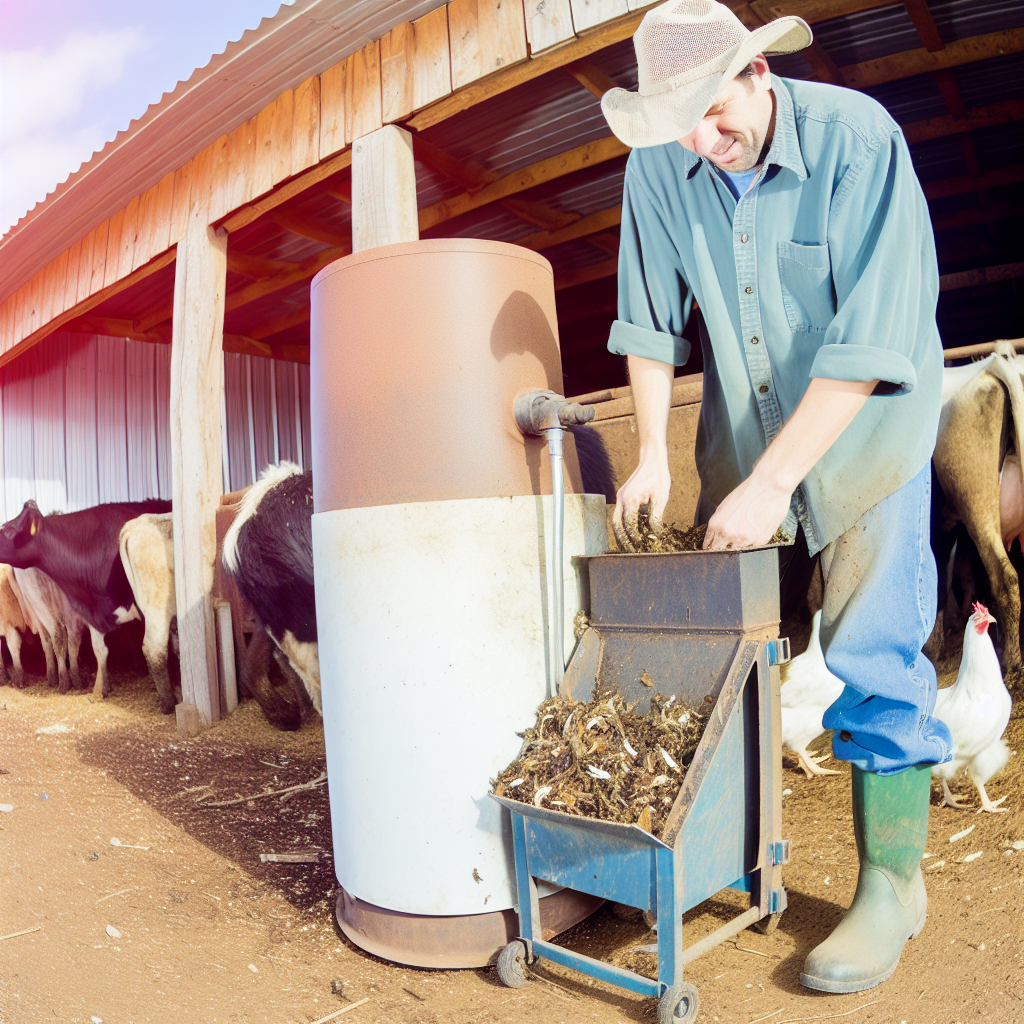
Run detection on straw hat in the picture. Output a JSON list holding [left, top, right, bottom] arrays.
[[602, 0, 812, 149]]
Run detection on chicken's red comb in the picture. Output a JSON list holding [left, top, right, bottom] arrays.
[[972, 601, 990, 618]]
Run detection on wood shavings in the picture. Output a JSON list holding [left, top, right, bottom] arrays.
[[493, 693, 707, 834]]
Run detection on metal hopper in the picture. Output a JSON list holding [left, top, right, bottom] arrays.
[[492, 546, 791, 1023]]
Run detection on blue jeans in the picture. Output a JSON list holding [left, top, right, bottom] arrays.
[[819, 461, 953, 774]]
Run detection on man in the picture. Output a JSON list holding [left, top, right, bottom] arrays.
[[600, 0, 953, 995]]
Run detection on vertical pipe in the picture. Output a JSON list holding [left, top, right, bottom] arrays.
[[544, 427, 564, 696]]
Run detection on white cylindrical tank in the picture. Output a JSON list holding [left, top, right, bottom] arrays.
[[310, 239, 608, 967]]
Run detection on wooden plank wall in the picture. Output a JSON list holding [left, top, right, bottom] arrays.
[[0, 0, 647, 363]]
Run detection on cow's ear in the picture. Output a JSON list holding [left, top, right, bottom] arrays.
[[22, 505, 43, 541]]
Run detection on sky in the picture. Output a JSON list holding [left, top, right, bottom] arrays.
[[0, 0, 292, 234]]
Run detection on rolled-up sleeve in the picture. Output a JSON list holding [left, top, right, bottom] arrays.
[[809, 129, 938, 394], [607, 162, 692, 367]]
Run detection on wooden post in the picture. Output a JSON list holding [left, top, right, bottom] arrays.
[[170, 216, 227, 728], [351, 124, 419, 252]]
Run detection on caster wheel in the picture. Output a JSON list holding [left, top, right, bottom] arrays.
[[495, 940, 529, 989], [658, 981, 699, 1024]]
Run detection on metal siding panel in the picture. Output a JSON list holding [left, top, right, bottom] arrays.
[[299, 363, 312, 471], [153, 343, 172, 500], [126, 341, 161, 500], [2, 350, 36, 516], [250, 356, 276, 474], [223, 351, 253, 490], [63, 334, 100, 510], [95, 336, 130, 503], [275, 359, 300, 465], [31, 335, 68, 513]]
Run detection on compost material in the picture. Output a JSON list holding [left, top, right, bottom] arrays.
[[493, 694, 708, 835], [632, 517, 793, 553]]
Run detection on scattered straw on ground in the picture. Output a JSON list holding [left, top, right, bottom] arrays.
[[493, 694, 707, 834]]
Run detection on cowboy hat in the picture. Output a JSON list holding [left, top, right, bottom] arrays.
[[602, 0, 812, 149]]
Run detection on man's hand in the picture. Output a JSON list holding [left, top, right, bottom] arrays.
[[703, 472, 790, 550], [614, 354, 676, 551], [613, 457, 672, 552]]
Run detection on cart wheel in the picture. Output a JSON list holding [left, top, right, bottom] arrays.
[[495, 940, 529, 988], [752, 912, 781, 935], [658, 981, 699, 1024]]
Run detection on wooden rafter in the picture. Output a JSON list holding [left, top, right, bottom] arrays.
[[555, 259, 618, 291], [270, 209, 350, 247], [226, 252, 295, 279], [248, 306, 310, 341], [419, 136, 629, 232], [931, 199, 1023, 233], [585, 232, 620, 257], [501, 198, 580, 231], [63, 314, 168, 344], [901, 100, 1023, 145], [515, 205, 622, 252], [841, 30, 1023, 90], [902, 0, 944, 52], [564, 60, 619, 99], [922, 165, 1022, 202], [746, 1, 885, 22]]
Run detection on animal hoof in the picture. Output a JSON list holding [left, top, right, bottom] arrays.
[[159, 701, 176, 716]]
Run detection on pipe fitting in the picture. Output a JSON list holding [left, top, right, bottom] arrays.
[[513, 390, 595, 436]]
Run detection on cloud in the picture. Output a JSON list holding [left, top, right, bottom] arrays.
[[0, 27, 146, 232]]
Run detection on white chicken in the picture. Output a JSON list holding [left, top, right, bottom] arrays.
[[932, 602, 1012, 813], [780, 611, 845, 778]]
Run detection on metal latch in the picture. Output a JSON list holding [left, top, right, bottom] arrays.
[[768, 839, 790, 866], [768, 887, 788, 915], [767, 638, 791, 666]]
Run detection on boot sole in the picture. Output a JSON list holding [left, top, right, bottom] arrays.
[[799, 909, 926, 994]]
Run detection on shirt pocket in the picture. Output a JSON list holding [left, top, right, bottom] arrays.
[[777, 241, 835, 333]]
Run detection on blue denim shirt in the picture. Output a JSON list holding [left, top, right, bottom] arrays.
[[608, 77, 943, 555]]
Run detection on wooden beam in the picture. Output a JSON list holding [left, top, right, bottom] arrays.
[[218, 148, 353, 234], [226, 252, 294, 279], [406, 9, 648, 132], [0, 248, 176, 370], [223, 333, 272, 358], [922, 165, 1023, 202], [419, 135, 629, 232], [939, 262, 1024, 292], [943, 337, 1024, 362], [748, 0, 904, 22], [170, 218, 227, 728], [351, 125, 420, 252], [564, 59, 619, 99], [248, 306, 310, 341], [931, 199, 1023, 233], [412, 134, 494, 190], [63, 314, 167, 344], [270, 208, 350, 247], [516, 204, 622, 251], [225, 246, 349, 314], [841, 29, 1024, 90], [555, 258, 618, 290], [802, 43, 846, 85], [500, 198, 581, 231], [585, 231, 620, 256], [902, 0, 944, 52], [901, 99, 1023, 145]]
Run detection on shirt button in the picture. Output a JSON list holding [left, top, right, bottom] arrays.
[[740, 234, 748, 243], [745, 286, 753, 294], [751, 336, 759, 344], [759, 384, 769, 394]]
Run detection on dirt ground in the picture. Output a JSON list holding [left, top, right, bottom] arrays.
[[1, 637, 1022, 1024]]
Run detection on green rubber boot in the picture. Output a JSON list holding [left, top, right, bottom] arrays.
[[800, 763, 930, 993]]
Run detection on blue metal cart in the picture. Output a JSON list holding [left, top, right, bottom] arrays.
[[492, 547, 791, 1023]]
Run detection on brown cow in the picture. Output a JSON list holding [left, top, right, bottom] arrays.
[[933, 343, 1024, 691]]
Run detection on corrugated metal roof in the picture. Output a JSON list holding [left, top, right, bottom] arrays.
[[0, 0, 447, 304]]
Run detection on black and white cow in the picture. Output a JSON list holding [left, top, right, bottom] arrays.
[[223, 464, 319, 714], [0, 499, 171, 705]]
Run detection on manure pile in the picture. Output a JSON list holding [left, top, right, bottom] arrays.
[[493, 694, 708, 835], [632, 518, 792, 553]]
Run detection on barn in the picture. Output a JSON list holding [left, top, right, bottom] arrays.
[[0, 5, 1018, 683]]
